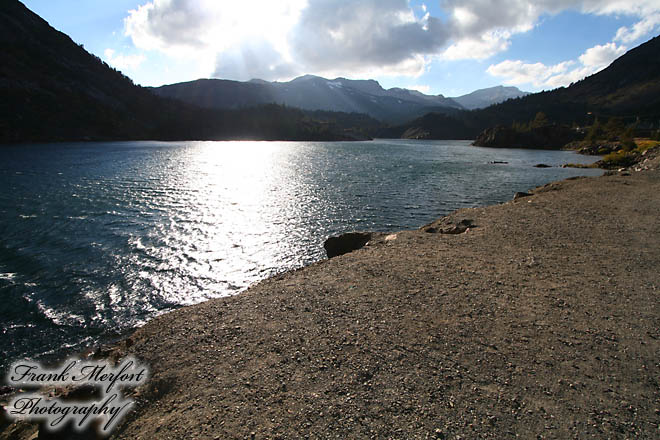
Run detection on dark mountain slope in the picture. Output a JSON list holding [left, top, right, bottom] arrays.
[[151, 79, 278, 111], [559, 35, 660, 115], [0, 0, 161, 142], [0, 1, 369, 143]]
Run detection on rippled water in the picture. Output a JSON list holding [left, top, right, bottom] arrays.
[[0, 139, 601, 369]]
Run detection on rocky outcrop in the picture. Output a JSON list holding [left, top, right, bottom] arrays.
[[563, 141, 621, 155], [513, 191, 532, 200], [401, 127, 431, 140], [323, 232, 372, 258], [597, 145, 660, 170], [422, 218, 473, 234], [473, 125, 581, 149]]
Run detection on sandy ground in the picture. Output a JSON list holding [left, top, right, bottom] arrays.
[[2, 166, 659, 439]]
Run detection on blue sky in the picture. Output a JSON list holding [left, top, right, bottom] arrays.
[[23, 0, 660, 96]]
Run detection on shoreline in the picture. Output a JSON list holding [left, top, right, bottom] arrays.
[[3, 160, 659, 438]]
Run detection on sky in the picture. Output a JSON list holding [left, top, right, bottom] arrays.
[[23, 0, 660, 97]]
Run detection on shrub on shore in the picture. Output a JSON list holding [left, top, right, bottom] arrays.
[[599, 150, 639, 168], [565, 138, 660, 169], [596, 139, 659, 168]]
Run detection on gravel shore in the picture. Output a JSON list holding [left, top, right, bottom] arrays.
[[3, 166, 660, 439]]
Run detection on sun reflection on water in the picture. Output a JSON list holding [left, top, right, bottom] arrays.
[[135, 141, 318, 308]]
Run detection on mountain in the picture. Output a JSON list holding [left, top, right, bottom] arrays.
[[0, 0, 161, 142], [450, 86, 530, 110], [0, 0, 369, 143], [390, 35, 660, 140], [7, 0, 657, 144], [151, 75, 464, 123]]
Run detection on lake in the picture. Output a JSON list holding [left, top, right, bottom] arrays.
[[0, 139, 601, 369]]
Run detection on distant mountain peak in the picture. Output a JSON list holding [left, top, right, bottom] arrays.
[[290, 74, 323, 82], [153, 74, 463, 123], [450, 85, 530, 110]]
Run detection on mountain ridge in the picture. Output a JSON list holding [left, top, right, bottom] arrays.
[[151, 75, 532, 123], [450, 85, 530, 110], [389, 35, 660, 140], [3, 0, 658, 144], [151, 75, 463, 124]]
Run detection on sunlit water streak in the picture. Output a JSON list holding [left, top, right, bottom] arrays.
[[0, 140, 601, 369]]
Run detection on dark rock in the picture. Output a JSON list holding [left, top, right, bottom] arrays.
[[534, 163, 551, 168], [442, 219, 473, 234], [324, 232, 372, 258], [424, 219, 473, 234], [491, 161, 508, 164], [441, 226, 465, 234], [514, 192, 532, 200], [572, 142, 619, 156]]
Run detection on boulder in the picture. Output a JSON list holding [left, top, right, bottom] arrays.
[[323, 232, 372, 258], [424, 219, 473, 234], [513, 192, 532, 200]]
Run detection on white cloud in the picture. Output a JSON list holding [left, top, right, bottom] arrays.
[[122, 0, 660, 82], [614, 12, 660, 43], [486, 60, 574, 88], [124, 0, 442, 81], [287, 0, 448, 76], [438, 0, 660, 61], [486, 41, 627, 89], [103, 48, 146, 70], [125, 0, 307, 79], [441, 30, 512, 60], [579, 42, 626, 67]]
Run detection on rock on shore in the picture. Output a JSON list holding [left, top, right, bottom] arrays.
[[323, 232, 373, 258]]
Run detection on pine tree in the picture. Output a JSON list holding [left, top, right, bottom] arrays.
[[585, 118, 603, 145], [530, 112, 549, 129]]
